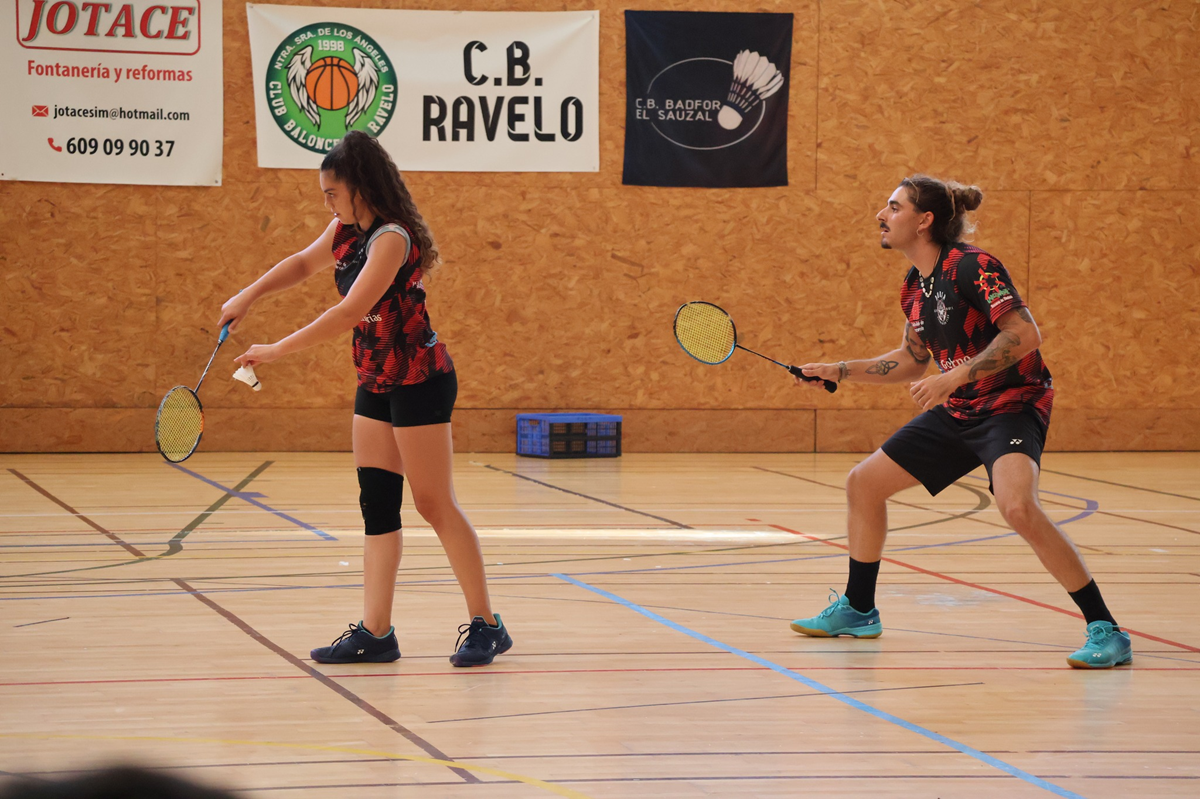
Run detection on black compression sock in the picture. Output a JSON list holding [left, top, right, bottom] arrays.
[[1068, 579, 1118, 627], [844, 557, 881, 614]]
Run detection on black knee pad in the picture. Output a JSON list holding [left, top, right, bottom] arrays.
[[358, 467, 403, 535]]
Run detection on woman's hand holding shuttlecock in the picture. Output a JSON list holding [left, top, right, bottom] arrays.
[[234, 344, 280, 368], [233, 364, 262, 391]]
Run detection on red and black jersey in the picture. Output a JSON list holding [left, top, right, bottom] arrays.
[[900, 243, 1053, 426], [332, 220, 454, 391]]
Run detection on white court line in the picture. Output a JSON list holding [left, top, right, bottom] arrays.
[[2, 507, 1195, 520]]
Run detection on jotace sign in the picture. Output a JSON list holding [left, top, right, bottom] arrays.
[[1, 0, 223, 184]]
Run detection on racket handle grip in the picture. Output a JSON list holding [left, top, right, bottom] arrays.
[[788, 365, 838, 394], [218, 321, 231, 343]]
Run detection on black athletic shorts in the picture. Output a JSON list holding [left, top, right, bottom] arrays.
[[880, 405, 1047, 496], [353, 370, 457, 428]]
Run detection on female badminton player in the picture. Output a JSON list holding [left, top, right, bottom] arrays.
[[218, 131, 511, 667]]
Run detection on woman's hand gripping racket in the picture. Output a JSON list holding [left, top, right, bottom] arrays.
[[673, 302, 838, 393], [154, 322, 231, 463]]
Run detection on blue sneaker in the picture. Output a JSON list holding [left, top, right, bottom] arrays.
[[1067, 621, 1132, 669], [310, 622, 400, 664], [791, 592, 882, 638], [449, 614, 513, 667]]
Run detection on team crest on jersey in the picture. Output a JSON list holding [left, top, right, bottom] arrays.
[[934, 291, 949, 325], [974, 267, 1012, 305], [265, 23, 397, 153]]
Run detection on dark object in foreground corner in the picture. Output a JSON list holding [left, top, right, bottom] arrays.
[[0, 765, 239, 799]]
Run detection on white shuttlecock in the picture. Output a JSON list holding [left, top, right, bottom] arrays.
[[233, 364, 261, 391], [718, 50, 785, 130]]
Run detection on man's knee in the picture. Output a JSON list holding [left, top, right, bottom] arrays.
[[997, 495, 1041, 533], [846, 460, 895, 505]]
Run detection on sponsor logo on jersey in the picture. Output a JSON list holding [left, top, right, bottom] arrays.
[[939, 355, 971, 373], [974, 266, 1012, 305], [934, 290, 950, 325]]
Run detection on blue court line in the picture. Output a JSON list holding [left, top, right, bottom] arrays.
[[168, 463, 336, 541], [553, 573, 1088, 799], [891, 532, 1016, 551]]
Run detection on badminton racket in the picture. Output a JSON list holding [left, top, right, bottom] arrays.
[[673, 302, 837, 393], [154, 321, 231, 463]]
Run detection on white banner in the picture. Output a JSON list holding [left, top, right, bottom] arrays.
[[0, 0, 223, 185], [246, 4, 598, 172]]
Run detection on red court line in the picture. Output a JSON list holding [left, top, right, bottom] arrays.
[[769, 523, 1200, 654], [4, 664, 1197, 688]]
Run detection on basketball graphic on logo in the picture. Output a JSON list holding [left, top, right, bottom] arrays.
[[267, 23, 395, 151], [305, 57, 359, 111]]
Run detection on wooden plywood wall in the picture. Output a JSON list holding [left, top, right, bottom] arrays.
[[2, 0, 1197, 453]]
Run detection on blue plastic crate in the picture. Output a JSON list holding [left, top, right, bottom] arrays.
[[516, 413, 622, 458]]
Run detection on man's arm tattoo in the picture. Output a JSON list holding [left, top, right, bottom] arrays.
[[1015, 307, 1034, 324], [904, 324, 932, 365], [966, 330, 1021, 381], [867, 359, 900, 376]]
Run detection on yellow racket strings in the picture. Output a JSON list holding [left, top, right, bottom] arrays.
[[675, 303, 736, 364], [156, 387, 204, 462]]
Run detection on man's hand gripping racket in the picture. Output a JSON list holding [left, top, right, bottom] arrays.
[[673, 302, 838, 393]]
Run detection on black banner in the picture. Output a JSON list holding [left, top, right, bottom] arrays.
[[623, 10, 793, 188]]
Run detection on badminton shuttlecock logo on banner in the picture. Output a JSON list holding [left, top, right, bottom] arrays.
[[718, 50, 784, 130], [264, 22, 397, 153], [623, 10, 792, 188]]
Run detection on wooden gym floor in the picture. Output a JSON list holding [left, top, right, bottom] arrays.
[[1, 451, 1198, 798]]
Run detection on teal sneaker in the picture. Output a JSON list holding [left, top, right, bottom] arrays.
[[1067, 621, 1132, 669], [790, 592, 882, 638]]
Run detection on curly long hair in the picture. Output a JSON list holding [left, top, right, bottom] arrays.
[[899, 174, 984, 246], [321, 131, 440, 273]]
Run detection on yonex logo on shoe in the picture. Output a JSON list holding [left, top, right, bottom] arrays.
[[357, 649, 365, 655], [1010, 439, 1022, 445]]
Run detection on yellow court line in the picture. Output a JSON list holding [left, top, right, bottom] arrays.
[[0, 733, 592, 799]]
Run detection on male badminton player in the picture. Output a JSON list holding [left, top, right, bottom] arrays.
[[790, 174, 1130, 669], [219, 132, 512, 667]]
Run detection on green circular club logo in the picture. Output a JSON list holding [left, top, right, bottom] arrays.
[[266, 23, 397, 153]]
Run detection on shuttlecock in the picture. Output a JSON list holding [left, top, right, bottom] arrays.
[[718, 50, 784, 130], [233, 364, 261, 391]]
